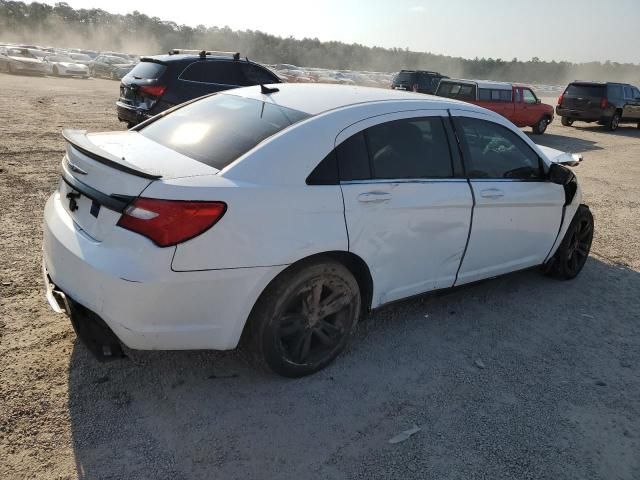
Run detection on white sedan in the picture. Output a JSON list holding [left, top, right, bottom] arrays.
[[43, 84, 593, 377], [43, 55, 89, 78]]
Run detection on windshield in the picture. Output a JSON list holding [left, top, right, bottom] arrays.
[[565, 84, 605, 98], [140, 94, 310, 170]]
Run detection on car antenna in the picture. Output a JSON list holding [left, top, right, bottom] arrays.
[[260, 84, 279, 94]]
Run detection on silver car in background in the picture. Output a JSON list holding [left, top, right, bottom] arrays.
[[0, 47, 47, 75]]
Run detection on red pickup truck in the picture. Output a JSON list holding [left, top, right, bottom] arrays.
[[435, 79, 554, 134]]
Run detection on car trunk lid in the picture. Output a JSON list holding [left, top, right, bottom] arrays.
[[59, 129, 218, 241]]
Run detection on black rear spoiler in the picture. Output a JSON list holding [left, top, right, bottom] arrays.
[[62, 129, 162, 180]]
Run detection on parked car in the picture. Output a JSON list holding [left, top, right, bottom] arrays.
[[43, 55, 89, 78], [556, 81, 640, 131], [435, 79, 554, 134], [68, 53, 93, 66], [391, 70, 449, 94], [116, 49, 281, 127], [0, 47, 47, 75], [90, 54, 136, 80], [43, 84, 592, 377]]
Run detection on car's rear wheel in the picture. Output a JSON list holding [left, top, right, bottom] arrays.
[[110, 70, 116, 80], [53, 66, 59, 76], [248, 258, 361, 377], [532, 116, 550, 134], [544, 205, 593, 280], [607, 112, 621, 131], [561, 117, 573, 127], [8, 63, 14, 74]]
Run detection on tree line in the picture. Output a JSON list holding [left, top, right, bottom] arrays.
[[1, 1, 639, 85]]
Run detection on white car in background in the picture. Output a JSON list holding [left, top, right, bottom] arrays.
[[0, 47, 47, 75], [44, 55, 89, 78], [42, 84, 593, 377]]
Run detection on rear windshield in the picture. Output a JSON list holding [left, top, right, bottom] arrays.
[[394, 72, 415, 84], [126, 61, 167, 80], [436, 82, 477, 100], [565, 84, 605, 98], [140, 94, 310, 169]]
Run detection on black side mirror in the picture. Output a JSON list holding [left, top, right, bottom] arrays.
[[548, 163, 575, 185]]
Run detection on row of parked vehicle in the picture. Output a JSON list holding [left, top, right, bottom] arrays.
[[0, 43, 139, 79], [391, 69, 640, 133]]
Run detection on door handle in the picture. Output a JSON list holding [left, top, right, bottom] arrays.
[[480, 188, 504, 199], [358, 192, 392, 203]]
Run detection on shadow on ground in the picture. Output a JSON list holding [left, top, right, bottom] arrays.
[[527, 132, 603, 153], [68, 257, 640, 480]]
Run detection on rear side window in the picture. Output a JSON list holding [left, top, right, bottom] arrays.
[[608, 85, 624, 98], [180, 61, 242, 85], [367, 118, 452, 179], [140, 95, 310, 169], [337, 132, 371, 181], [436, 82, 476, 101], [126, 61, 167, 80], [456, 117, 542, 180], [566, 84, 605, 98], [479, 89, 512, 102], [241, 64, 278, 85]]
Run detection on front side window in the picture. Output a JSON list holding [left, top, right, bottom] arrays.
[[633, 87, 640, 99], [523, 89, 537, 104], [457, 117, 542, 180], [623, 86, 633, 99]]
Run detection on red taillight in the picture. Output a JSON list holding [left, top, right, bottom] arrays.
[[117, 198, 226, 247], [557, 93, 564, 106], [138, 85, 166, 97], [600, 97, 609, 109]]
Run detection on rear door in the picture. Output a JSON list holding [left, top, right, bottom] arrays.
[[622, 86, 640, 120], [451, 112, 564, 284], [339, 110, 473, 305]]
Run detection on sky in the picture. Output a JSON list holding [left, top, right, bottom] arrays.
[[46, 0, 640, 64]]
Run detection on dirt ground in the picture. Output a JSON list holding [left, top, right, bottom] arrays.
[[0, 74, 639, 480]]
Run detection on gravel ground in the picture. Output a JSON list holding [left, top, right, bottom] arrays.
[[0, 74, 639, 480]]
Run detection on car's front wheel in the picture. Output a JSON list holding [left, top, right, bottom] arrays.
[[248, 258, 361, 377], [532, 116, 550, 134], [544, 205, 594, 280], [561, 117, 574, 127]]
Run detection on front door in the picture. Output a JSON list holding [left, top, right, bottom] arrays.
[[451, 112, 565, 285], [338, 111, 473, 306]]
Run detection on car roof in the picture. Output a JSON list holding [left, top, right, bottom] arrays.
[[440, 78, 513, 90], [223, 83, 485, 116]]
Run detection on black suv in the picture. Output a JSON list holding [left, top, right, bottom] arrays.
[[116, 49, 281, 127], [556, 81, 640, 131], [391, 70, 449, 95]]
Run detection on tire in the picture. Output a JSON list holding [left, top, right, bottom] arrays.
[[532, 116, 549, 134], [561, 117, 573, 127], [110, 70, 116, 80], [8, 63, 14, 74], [607, 112, 621, 131], [544, 205, 594, 280], [52, 66, 59, 77], [247, 258, 361, 377]]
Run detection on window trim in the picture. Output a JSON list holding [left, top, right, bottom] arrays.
[[452, 115, 546, 182]]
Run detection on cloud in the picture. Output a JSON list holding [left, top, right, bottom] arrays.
[[409, 6, 426, 13]]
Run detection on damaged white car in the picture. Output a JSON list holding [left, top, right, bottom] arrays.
[[42, 84, 593, 377]]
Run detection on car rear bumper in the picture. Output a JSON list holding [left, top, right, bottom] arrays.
[[556, 106, 609, 122], [43, 191, 285, 352], [116, 101, 152, 125]]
